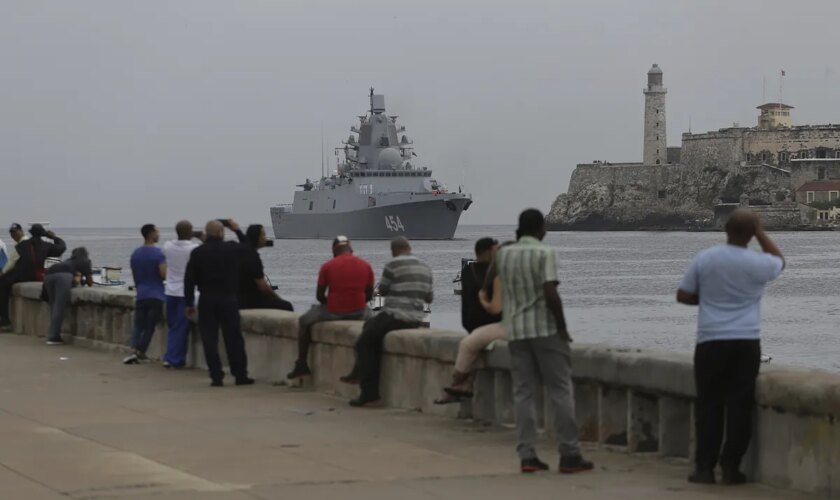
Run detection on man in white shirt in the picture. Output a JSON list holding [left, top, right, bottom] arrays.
[[678, 209, 784, 486], [161, 220, 201, 368], [1, 223, 27, 275]]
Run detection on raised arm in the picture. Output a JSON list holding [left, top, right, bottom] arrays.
[[755, 226, 785, 268], [46, 233, 67, 257]]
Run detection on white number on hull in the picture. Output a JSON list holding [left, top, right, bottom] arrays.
[[385, 215, 406, 232]]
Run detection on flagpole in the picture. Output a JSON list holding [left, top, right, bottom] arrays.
[[763, 76, 766, 103]]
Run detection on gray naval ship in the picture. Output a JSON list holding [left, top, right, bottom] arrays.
[[270, 90, 472, 239]]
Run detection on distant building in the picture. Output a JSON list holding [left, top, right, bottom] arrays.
[[757, 103, 794, 130], [794, 180, 840, 205]]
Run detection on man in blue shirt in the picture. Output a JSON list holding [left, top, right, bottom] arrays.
[[124, 224, 167, 364], [678, 209, 784, 485]]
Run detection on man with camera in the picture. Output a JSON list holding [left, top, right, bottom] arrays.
[[238, 224, 293, 312]]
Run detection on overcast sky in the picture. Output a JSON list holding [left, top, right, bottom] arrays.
[[2, 0, 839, 229]]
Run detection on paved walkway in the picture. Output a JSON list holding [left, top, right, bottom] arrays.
[[0, 334, 811, 500]]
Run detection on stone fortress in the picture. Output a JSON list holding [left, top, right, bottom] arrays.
[[547, 64, 840, 230]]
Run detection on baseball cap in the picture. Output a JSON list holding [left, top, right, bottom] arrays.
[[332, 235, 351, 248], [9, 223, 22, 233]]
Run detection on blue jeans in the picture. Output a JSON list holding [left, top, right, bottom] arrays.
[[131, 299, 163, 354], [163, 295, 189, 367]]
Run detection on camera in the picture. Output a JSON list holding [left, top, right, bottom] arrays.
[[217, 219, 231, 228], [264, 239, 275, 247], [192, 230, 204, 239]]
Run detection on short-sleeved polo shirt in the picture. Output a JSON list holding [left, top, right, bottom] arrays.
[[495, 236, 560, 341], [318, 253, 375, 313]]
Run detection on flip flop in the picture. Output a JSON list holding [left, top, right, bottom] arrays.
[[444, 387, 474, 399]]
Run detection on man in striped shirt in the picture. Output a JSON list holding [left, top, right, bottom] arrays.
[[343, 236, 433, 407], [496, 209, 593, 474]]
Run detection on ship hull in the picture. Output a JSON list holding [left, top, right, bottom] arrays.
[[271, 198, 470, 240]]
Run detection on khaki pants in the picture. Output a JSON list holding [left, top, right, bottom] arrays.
[[454, 322, 506, 373]]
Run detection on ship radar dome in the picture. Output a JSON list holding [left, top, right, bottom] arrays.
[[378, 148, 402, 169]]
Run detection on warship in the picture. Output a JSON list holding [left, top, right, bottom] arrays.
[[270, 90, 472, 239]]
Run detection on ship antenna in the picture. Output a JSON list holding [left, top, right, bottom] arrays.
[[370, 87, 374, 114], [320, 123, 325, 179]]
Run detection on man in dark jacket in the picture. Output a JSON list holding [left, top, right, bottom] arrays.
[[184, 219, 254, 387], [461, 237, 500, 333], [0, 224, 66, 329]]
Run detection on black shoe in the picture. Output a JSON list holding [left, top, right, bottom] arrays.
[[349, 395, 381, 407], [235, 377, 255, 386], [210, 380, 224, 387], [122, 353, 140, 365], [0, 322, 13, 333], [520, 457, 550, 473], [287, 361, 312, 380], [688, 469, 716, 484], [340, 373, 361, 385], [721, 469, 747, 485], [559, 455, 595, 474]]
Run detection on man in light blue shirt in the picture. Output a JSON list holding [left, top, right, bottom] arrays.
[[678, 209, 784, 486]]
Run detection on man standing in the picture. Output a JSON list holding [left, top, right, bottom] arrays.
[[124, 224, 166, 364], [0, 224, 66, 330], [342, 236, 432, 407], [495, 209, 593, 474], [287, 235, 374, 380], [678, 209, 784, 485], [161, 220, 200, 368], [184, 220, 254, 387]]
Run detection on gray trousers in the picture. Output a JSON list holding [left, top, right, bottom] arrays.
[[44, 273, 73, 342], [509, 334, 580, 459]]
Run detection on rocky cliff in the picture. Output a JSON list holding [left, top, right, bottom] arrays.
[[547, 163, 792, 230]]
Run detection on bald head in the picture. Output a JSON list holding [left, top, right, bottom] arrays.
[[205, 220, 224, 239], [725, 209, 758, 246], [175, 220, 193, 240], [390, 236, 411, 257]]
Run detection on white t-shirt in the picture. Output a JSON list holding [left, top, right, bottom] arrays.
[[679, 244, 784, 344], [163, 239, 199, 297]]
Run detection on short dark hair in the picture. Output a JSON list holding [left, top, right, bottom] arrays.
[[246, 224, 264, 248], [175, 220, 193, 240], [517, 208, 545, 236], [141, 224, 157, 239], [474, 237, 498, 256]]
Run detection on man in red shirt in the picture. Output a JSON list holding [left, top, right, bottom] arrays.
[[287, 236, 374, 379]]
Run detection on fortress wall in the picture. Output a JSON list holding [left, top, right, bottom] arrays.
[[744, 127, 840, 160], [789, 159, 840, 189], [10, 283, 840, 495], [680, 130, 744, 171]]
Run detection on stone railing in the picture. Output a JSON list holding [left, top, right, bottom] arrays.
[[9, 283, 840, 497]]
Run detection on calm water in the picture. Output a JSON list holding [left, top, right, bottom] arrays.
[[14, 226, 840, 371]]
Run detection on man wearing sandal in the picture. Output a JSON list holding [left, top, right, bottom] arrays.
[[496, 209, 594, 475]]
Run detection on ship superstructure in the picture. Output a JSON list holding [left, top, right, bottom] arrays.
[[270, 90, 472, 239]]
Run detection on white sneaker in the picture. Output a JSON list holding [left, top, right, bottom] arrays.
[[46, 339, 64, 346], [123, 353, 140, 365]]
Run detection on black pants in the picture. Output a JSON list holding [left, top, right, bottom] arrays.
[[694, 339, 761, 472], [353, 312, 418, 399], [239, 293, 294, 312], [0, 276, 16, 325], [198, 295, 249, 383]]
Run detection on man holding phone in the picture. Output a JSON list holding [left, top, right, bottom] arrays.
[[184, 219, 254, 387]]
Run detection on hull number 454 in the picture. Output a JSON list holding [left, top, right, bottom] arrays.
[[385, 215, 406, 232]]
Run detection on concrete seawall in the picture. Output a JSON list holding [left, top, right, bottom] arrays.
[[10, 283, 840, 497]]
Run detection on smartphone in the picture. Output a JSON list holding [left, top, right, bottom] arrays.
[[217, 219, 231, 228], [192, 230, 203, 239], [264, 239, 275, 247]]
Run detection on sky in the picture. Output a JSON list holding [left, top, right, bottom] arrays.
[[1, 0, 839, 229]]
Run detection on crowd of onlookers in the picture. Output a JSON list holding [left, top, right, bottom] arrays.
[[0, 207, 784, 483]]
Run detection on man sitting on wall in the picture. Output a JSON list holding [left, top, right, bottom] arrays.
[[286, 236, 374, 380], [341, 236, 433, 407]]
